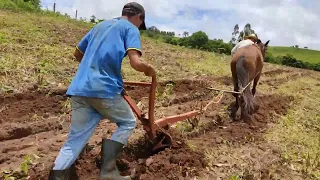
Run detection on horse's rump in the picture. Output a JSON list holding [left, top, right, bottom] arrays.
[[232, 44, 263, 78]]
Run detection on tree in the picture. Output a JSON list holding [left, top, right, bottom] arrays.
[[23, 0, 40, 8], [236, 23, 256, 42], [148, 26, 160, 33], [183, 31, 189, 37], [90, 15, 96, 23], [295, 45, 299, 48], [230, 24, 239, 45], [189, 31, 209, 49]]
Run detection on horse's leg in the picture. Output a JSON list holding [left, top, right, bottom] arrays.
[[251, 73, 261, 113], [229, 76, 240, 120], [230, 95, 240, 120], [240, 96, 252, 123], [252, 73, 261, 97], [232, 77, 239, 97]]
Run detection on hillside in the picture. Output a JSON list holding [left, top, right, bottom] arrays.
[[269, 46, 320, 64], [0, 9, 319, 180]]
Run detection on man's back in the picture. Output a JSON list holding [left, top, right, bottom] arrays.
[[66, 18, 141, 99]]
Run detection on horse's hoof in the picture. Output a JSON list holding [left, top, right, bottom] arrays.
[[254, 105, 260, 113], [244, 117, 253, 123], [241, 114, 253, 123], [230, 113, 237, 121]]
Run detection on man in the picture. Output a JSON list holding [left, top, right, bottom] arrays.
[[49, 2, 154, 180], [231, 33, 258, 56]]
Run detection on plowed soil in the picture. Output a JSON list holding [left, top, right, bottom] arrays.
[[0, 76, 296, 180]]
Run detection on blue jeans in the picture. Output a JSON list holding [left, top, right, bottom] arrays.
[[53, 95, 136, 170]]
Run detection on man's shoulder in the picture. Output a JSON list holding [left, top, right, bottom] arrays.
[[113, 18, 137, 29]]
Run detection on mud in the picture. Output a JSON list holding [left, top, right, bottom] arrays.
[[124, 79, 212, 107], [63, 129, 207, 180], [263, 69, 292, 76], [0, 76, 295, 180], [0, 91, 66, 124]]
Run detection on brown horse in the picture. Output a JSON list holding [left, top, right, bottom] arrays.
[[230, 39, 270, 122]]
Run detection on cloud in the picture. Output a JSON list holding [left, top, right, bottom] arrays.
[[40, 0, 320, 50]]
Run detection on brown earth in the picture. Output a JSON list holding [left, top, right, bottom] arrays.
[[0, 76, 296, 180]]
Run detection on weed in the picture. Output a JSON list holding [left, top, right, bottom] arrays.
[[2, 154, 40, 179], [61, 98, 72, 114], [187, 143, 197, 151], [175, 121, 194, 134], [229, 175, 242, 180]]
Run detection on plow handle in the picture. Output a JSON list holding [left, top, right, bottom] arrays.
[[123, 76, 158, 139], [148, 75, 156, 124]]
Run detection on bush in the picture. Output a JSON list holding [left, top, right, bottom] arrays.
[[265, 53, 320, 72], [0, 0, 40, 12], [163, 36, 173, 44], [188, 31, 209, 49]]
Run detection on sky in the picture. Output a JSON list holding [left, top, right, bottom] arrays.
[[41, 0, 320, 50]]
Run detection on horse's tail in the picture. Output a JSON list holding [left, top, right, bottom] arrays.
[[236, 56, 254, 116]]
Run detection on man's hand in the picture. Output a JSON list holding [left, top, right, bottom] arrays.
[[144, 64, 156, 77], [127, 49, 156, 77]]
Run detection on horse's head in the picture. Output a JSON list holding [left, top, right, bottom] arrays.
[[256, 39, 270, 57]]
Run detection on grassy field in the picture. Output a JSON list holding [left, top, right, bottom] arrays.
[[269, 46, 320, 64], [0, 9, 319, 179]]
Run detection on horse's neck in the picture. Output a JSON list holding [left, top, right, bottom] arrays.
[[253, 44, 263, 53], [254, 44, 265, 60]]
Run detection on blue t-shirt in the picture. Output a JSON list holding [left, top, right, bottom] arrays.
[[66, 17, 142, 99]]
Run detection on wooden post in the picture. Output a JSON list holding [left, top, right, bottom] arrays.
[[53, 2, 56, 13], [75, 10, 78, 19]]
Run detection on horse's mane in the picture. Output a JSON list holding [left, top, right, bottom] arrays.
[[248, 43, 262, 51], [252, 42, 266, 51], [244, 43, 263, 57]]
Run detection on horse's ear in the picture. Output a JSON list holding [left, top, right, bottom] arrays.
[[265, 40, 270, 46]]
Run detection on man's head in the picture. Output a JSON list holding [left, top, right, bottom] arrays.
[[122, 2, 146, 30], [244, 33, 258, 43]]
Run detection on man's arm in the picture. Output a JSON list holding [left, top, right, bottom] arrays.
[[124, 27, 155, 76], [73, 27, 94, 62], [127, 49, 155, 76]]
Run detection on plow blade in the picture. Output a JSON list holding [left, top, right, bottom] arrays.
[[151, 131, 172, 153]]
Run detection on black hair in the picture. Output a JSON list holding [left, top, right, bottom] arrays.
[[122, 10, 136, 17], [122, 10, 144, 21]]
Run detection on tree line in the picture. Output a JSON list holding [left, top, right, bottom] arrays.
[[140, 23, 261, 55], [141, 26, 233, 55]]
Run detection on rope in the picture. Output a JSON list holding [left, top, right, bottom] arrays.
[[152, 71, 261, 137], [201, 92, 224, 113], [208, 71, 261, 95]]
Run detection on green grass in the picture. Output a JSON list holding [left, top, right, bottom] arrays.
[[269, 46, 320, 64], [266, 76, 320, 178]]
